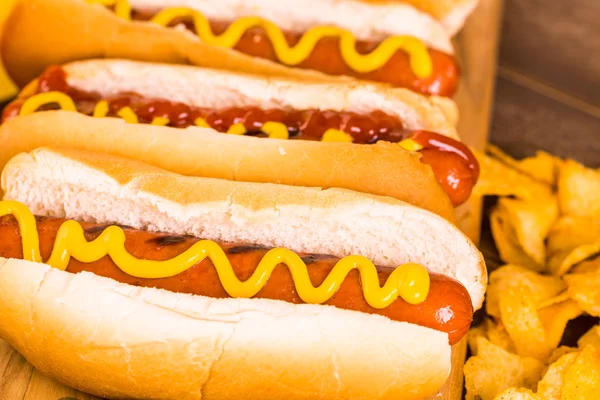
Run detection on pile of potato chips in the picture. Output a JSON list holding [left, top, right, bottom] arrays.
[[464, 146, 600, 399]]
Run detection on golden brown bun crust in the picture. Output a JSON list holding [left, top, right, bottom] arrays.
[[0, 257, 452, 400], [0, 111, 456, 221], [2, 0, 341, 88]]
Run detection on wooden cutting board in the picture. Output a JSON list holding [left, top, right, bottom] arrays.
[[0, 0, 503, 398]]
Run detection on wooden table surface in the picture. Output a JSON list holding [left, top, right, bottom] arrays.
[[490, 0, 600, 166]]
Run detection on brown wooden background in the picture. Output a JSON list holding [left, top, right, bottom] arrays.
[[490, 0, 600, 166]]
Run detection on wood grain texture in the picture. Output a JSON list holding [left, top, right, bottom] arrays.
[[0, 1, 502, 398], [499, 0, 600, 106], [491, 76, 600, 167]]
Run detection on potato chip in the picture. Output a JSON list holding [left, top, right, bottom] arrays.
[[499, 288, 549, 359], [558, 159, 600, 218], [499, 288, 552, 360], [561, 345, 600, 399], [500, 292, 580, 360], [536, 292, 571, 309], [464, 337, 544, 400], [491, 197, 558, 271], [469, 319, 517, 356], [486, 265, 566, 318], [468, 323, 487, 356], [571, 255, 600, 274], [485, 319, 517, 354], [545, 346, 579, 367], [473, 150, 553, 200], [565, 271, 600, 316], [536, 352, 579, 399], [538, 300, 582, 352], [546, 216, 600, 275], [578, 326, 600, 349], [466, 150, 600, 398], [493, 388, 541, 400], [550, 245, 600, 278], [486, 144, 560, 186], [491, 209, 539, 271]]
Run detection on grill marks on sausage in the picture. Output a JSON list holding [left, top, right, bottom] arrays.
[[301, 254, 334, 264], [84, 224, 134, 237], [227, 244, 271, 254], [148, 235, 189, 247]]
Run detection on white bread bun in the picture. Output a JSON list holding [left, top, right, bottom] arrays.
[[1, 147, 486, 309], [359, 0, 479, 35], [62, 59, 459, 138], [439, 0, 479, 35], [1, 0, 455, 89], [2, 0, 343, 87], [127, 0, 454, 53], [0, 111, 458, 221], [0, 256, 451, 400]]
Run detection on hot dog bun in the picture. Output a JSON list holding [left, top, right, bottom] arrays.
[[58, 59, 459, 138], [1, 0, 453, 88], [0, 111, 457, 221], [0, 147, 485, 399], [1, 147, 486, 309], [1, 0, 333, 88], [0, 256, 451, 400], [360, 0, 479, 35], [126, 0, 453, 51]]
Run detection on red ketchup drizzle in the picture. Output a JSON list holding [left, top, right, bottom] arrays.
[[2, 66, 479, 206]]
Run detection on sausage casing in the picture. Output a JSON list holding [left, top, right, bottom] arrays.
[[0, 216, 473, 344]]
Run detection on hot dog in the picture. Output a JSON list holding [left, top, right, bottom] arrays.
[[0, 147, 486, 400], [1, 0, 459, 96], [1, 59, 478, 210], [0, 215, 473, 345]]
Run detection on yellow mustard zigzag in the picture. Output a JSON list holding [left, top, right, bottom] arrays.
[[1, 200, 430, 308], [86, 0, 433, 77]]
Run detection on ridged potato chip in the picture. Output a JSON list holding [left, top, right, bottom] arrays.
[[486, 266, 566, 318], [571, 255, 600, 274], [473, 151, 552, 200], [544, 346, 579, 368], [560, 345, 600, 398], [538, 300, 582, 349], [464, 337, 544, 400], [486, 145, 560, 187], [495, 278, 580, 360], [558, 159, 600, 218], [493, 388, 541, 400], [536, 352, 579, 399], [565, 271, 600, 316], [468, 318, 516, 355], [499, 288, 549, 359], [546, 216, 600, 276], [578, 326, 600, 349], [491, 197, 558, 271]]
